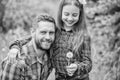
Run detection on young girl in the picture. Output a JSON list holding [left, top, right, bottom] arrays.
[[8, 0, 92, 80]]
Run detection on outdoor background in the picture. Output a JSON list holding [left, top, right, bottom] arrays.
[[0, 0, 120, 80]]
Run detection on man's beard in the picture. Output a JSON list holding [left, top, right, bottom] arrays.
[[35, 39, 52, 51]]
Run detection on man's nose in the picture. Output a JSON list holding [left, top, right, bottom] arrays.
[[45, 33, 50, 39]]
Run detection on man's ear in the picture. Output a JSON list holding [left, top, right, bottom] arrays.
[[30, 28, 36, 37], [30, 28, 35, 34]]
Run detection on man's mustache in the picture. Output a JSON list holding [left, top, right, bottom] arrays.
[[42, 39, 53, 43]]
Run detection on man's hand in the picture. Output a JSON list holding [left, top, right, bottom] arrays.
[[66, 63, 78, 76], [7, 48, 20, 63]]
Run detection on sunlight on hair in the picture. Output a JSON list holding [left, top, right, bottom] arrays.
[[79, 0, 87, 4]]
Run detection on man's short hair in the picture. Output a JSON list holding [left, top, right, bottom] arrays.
[[32, 14, 56, 31]]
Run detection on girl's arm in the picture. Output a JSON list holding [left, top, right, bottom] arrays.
[[77, 35, 92, 76]]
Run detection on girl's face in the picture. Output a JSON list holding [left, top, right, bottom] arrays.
[[62, 5, 80, 27]]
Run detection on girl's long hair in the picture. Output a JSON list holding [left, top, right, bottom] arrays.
[[57, 0, 89, 52]]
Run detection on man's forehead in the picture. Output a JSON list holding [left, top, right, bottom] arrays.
[[37, 21, 55, 30]]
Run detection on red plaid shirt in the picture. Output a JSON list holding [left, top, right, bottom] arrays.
[[1, 40, 51, 80]]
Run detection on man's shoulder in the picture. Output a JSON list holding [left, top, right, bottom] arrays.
[[20, 41, 33, 57], [21, 44, 28, 55], [9, 36, 32, 50]]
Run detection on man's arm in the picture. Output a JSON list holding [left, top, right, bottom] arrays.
[[8, 36, 32, 62], [9, 36, 32, 51]]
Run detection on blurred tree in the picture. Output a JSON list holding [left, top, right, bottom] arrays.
[[2, 0, 58, 34], [0, 0, 6, 33], [85, 0, 120, 80]]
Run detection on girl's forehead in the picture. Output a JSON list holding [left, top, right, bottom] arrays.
[[63, 1, 80, 8], [63, 5, 79, 11]]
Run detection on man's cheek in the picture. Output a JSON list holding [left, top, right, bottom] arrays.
[[53, 37, 55, 42], [51, 36, 55, 42]]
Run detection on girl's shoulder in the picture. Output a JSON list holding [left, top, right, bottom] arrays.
[[83, 32, 91, 43]]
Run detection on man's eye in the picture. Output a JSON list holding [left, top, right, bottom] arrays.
[[50, 32, 55, 35], [72, 13, 78, 17], [64, 12, 69, 16], [41, 31, 46, 34]]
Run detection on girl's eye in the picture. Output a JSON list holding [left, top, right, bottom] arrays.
[[72, 13, 78, 17], [64, 12, 69, 16]]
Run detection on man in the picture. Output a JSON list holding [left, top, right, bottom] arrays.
[[0, 14, 56, 80]]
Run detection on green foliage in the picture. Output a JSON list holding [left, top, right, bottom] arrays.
[[85, 0, 120, 80], [2, 0, 58, 33]]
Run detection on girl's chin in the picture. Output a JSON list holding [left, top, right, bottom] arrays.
[[66, 23, 75, 27]]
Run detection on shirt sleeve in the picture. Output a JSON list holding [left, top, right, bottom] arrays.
[[1, 59, 26, 80], [9, 36, 32, 51], [77, 35, 92, 76]]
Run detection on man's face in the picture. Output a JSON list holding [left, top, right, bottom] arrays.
[[34, 21, 55, 50]]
